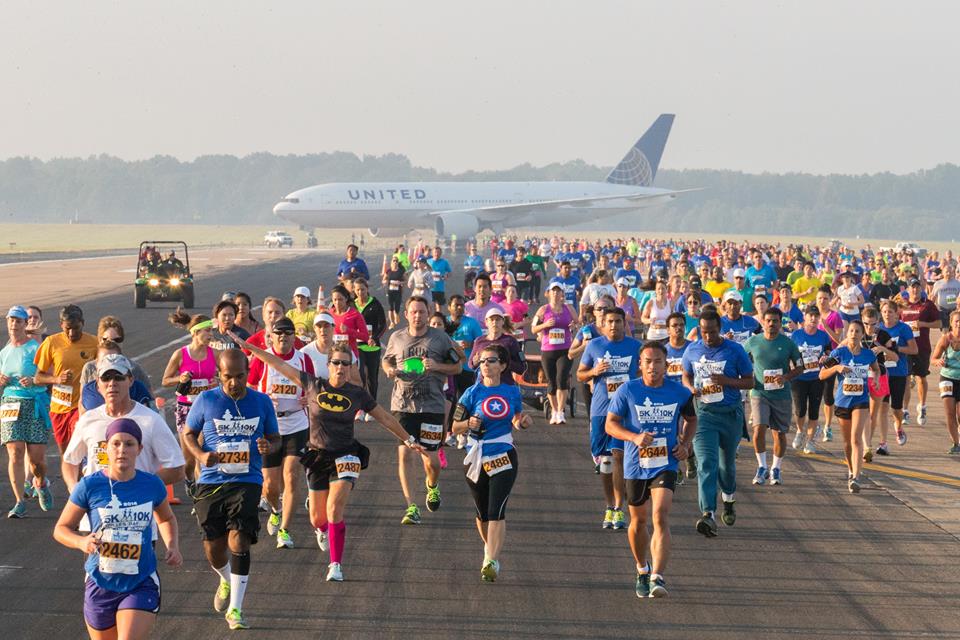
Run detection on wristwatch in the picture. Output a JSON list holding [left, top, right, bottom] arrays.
[[404, 435, 417, 446]]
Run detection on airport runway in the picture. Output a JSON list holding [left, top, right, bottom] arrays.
[[1, 250, 959, 639]]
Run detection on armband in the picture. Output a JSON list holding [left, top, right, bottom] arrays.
[[452, 404, 468, 422]]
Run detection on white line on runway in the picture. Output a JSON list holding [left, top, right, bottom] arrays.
[[116, 268, 137, 273], [0, 253, 139, 268], [228, 258, 254, 261]]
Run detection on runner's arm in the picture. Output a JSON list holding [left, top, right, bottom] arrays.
[[53, 501, 99, 554], [604, 413, 651, 446], [154, 500, 183, 567], [368, 405, 425, 451], [225, 331, 304, 387], [155, 465, 186, 486], [932, 334, 949, 365], [182, 429, 217, 467], [161, 349, 186, 387]]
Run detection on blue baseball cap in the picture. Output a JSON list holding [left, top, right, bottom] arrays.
[[6, 306, 28, 320]]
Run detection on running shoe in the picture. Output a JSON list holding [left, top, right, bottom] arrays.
[[437, 448, 448, 469], [363, 413, 373, 422], [876, 442, 889, 456], [803, 439, 817, 455], [37, 481, 54, 512], [770, 468, 782, 485], [812, 425, 823, 442], [902, 409, 910, 425], [456, 434, 467, 449], [401, 503, 421, 525], [721, 500, 736, 526], [848, 477, 861, 494], [917, 404, 927, 426], [896, 427, 907, 446], [267, 511, 281, 536], [791, 431, 805, 450], [822, 426, 833, 442], [326, 562, 343, 582], [649, 576, 668, 598], [7, 501, 26, 519], [444, 433, 456, 447], [480, 559, 499, 582], [22, 482, 35, 500], [612, 508, 626, 530], [425, 483, 441, 512], [556, 411, 566, 425], [214, 580, 230, 612], [355, 411, 364, 422], [696, 512, 718, 538], [948, 443, 960, 455], [225, 608, 249, 630], [635, 573, 651, 598], [276, 528, 294, 549], [258, 497, 270, 513], [753, 467, 768, 486], [863, 450, 873, 463], [602, 508, 615, 529], [315, 528, 329, 551], [675, 472, 685, 486]]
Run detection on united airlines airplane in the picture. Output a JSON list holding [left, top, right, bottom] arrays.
[[273, 114, 688, 238]]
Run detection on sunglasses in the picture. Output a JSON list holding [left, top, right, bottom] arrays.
[[273, 329, 295, 336], [99, 372, 127, 382], [329, 359, 352, 367], [479, 357, 502, 365], [100, 335, 123, 344]]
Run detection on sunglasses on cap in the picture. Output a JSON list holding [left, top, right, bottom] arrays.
[[329, 359, 352, 367], [478, 357, 502, 365]]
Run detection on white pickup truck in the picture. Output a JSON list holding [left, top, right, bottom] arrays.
[[879, 242, 926, 257], [264, 230, 294, 248]]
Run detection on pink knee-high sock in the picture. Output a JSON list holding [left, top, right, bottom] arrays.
[[329, 521, 346, 564], [317, 522, 328, 533]]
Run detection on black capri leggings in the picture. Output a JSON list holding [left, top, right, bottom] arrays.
[[882, 374, 907, 410], [541, 350, 572, 394], [822, 373, 837, 407], [387, 291, 402, 313], [791, 378, 825, 421], [465, 448, 518, 522], [358, 348, 381, 402]]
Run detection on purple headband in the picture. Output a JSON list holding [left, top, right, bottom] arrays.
[[105, 418, 142, 446]]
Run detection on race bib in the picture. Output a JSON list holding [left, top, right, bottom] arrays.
[[94, 440, 109, 470], [666, 358, 683, 378], [51, 384, 73, 409], [481, 452, 513, 476], [513, 328, 525, 340], [763, 369, 784, 391], [648, 323, 668, 340], [755, 285, 767, 298], [605, 374, 629, 397], [188, 378, 213, 396], [432, 271, 442, 282], [638, 437, 669, 469], [333, 333, 349, 343], [842, 378, 864, 396], [699, 381, 724, 404], [548, 328, 566, 345], [492, 281, 503, 293], [908, 320, 920, 338], [0, 401, 20, 424], [946, 293, 957, 308], [802, 353, 820, 372], [389, 280, 401, 291], [940, 380, 954, 398], [334, 454, 361, 479], [365, 324, 373, 336], [418, 422, 443, 446], [98, 529, 142, 576], [216, 441, 250, 474]]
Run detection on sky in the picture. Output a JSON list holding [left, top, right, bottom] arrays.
[[2, 1, 957, 175]]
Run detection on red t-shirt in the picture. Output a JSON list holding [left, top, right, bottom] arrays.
[[900, 299, 938, 353]]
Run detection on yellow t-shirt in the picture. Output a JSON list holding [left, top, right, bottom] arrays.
[[704, 280, 733, 300], [286, 308, 316, 338], [791, 276, 822, 305], [33, 332, 98, 413]]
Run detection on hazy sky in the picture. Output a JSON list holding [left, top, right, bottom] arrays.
[[2, 1, 957, 175]]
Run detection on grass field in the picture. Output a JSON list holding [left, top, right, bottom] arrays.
[[0, 223, 954, 256]]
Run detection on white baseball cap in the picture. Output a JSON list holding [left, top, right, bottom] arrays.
[[484, 308, 505, 320], [294, 286, 311, 298], [723, 290, 743, 303], [732, 268, 746, 279], [313, 312, 335, 326]]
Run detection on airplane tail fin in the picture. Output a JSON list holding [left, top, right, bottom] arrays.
[[605, 114, 675, 186]]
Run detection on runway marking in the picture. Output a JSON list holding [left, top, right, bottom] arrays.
[[116, 268, 137, 273], [0, 253, 138, 268], [803, 452, 960, 488], [228, 258, 254, 261]]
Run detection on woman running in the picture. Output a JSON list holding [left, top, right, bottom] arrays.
[[352, 278, 387, 411], [326, 285, 370, 360], [233, 336, 422, 582], [819, 320, 880, 493], [452, 344, 532, 582], [383, 255, 406, 329], [208, 299, 250, 352], [614, 278, 642, 338], [641, 279, 671, 341], [54, 419, 181, 640], [234, 292, 260, 335], [932, 310, 960, 454], [531, 284, 578, 424], [469, 310, 526, 385]]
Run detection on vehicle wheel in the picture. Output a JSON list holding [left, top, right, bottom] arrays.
[[182, 285, 195, 309], [135, 285, 147, 309]]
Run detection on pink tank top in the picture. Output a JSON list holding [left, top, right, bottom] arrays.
[[177, 346, 217, 403], [539, 304, 573, 352]]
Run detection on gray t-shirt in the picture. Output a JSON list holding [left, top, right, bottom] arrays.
[[930, 278, 960, 311], [382, 326, 457, 414]]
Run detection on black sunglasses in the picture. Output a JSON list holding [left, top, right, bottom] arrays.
[[329, 359, 352, 367], [100, 335, 123, 344], [272, 329, 295, 336], [99, 372, 127, 382], [479, 357, 502, 365]]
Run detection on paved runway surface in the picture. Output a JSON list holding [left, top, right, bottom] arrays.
[[1, 250, 959, 639]]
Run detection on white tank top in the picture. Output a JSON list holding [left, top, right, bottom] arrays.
[[258, 348, 308, 435], [647, 298, 672, 340]]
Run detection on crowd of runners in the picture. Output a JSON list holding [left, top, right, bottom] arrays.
[[2, 234, 959, 636]]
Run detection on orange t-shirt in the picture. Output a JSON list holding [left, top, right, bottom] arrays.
[[33, 332, 98, 413]]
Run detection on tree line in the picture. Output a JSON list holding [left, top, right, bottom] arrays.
[[0, 152, 956, 240]]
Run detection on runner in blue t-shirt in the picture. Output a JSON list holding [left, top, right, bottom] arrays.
[[54, 418, 181, 638], [789, 305, 833, 454], [428, 246, 452, 310], [680, 310, 754, 538], [548, 262, 581, 311], [745, 251, 778, 302], [606, 341, 696, 598], [577, 307, 641, 531], [820, 320, 880, 494], [452, 343, 532, 583], [182, 350, 280, 630]]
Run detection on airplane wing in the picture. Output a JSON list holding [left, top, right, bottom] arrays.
[[416, 189, 700, 222]]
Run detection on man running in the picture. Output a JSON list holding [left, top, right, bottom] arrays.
[[428, 245, 452, 312], [337, 244, 370, 283], [464, 274, 505, 325], [382, 296, 463, 524], [182, 350, 280, 630], [900, 278, 940, 426], [605, 341, 697, 598]]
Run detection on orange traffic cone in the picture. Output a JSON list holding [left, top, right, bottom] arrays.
[[167, 484, 182, 505]]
